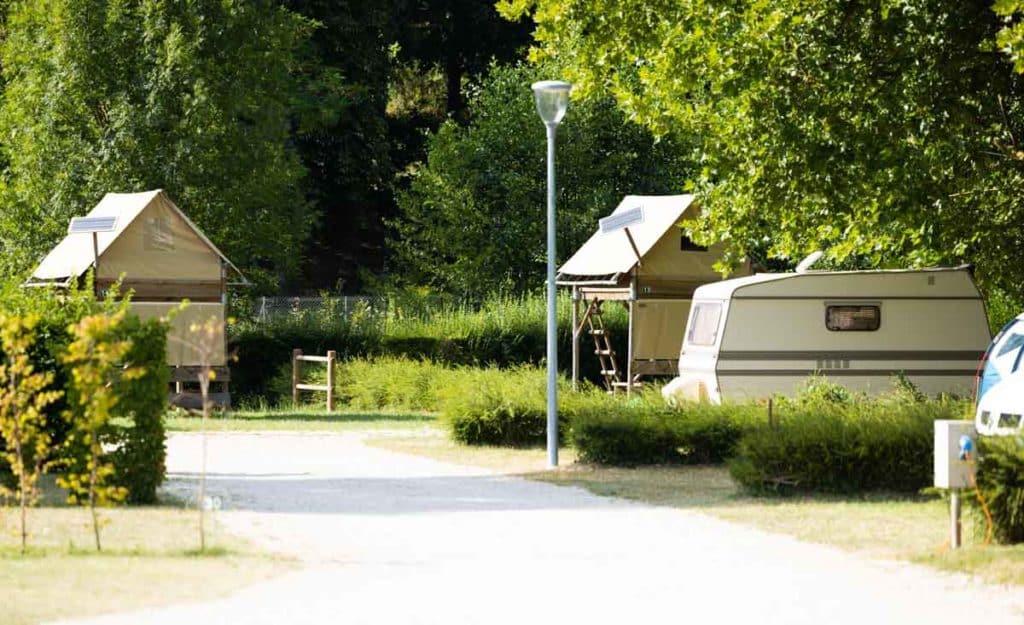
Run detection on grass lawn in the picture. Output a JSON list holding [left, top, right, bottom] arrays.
[[1, 481, 290, 625], [368, 429, 1024, 586], [165, 406, 437, 432]]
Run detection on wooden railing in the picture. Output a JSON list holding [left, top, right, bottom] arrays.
[[292, 349, 337, 411]]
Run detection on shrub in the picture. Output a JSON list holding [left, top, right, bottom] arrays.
[[441, 366, 573, 447], [973, 435, 1024, 544], [0, 282, 168, 505], [108, 315, 169, 504], [570, 393, 763, 465], [728, 395, 969, 493]]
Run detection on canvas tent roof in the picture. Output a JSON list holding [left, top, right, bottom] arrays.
[[557, 194, 698, 281], [29, 190, 244, 285]]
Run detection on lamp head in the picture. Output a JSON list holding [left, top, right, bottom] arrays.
[[531, 80, 572, 125]]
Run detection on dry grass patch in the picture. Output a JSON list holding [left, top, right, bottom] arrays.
[[1, 483, 289, 625], [369, 431, 1023, 586]]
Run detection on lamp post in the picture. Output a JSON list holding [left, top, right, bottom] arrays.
[[532, 80, 571, 468]]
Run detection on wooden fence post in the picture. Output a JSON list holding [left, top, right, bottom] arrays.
[[326, 350, 337, 411], [292, 348, 302, 407]]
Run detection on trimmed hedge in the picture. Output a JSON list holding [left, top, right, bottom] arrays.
[[441, 366, 575, 447], [973, 435, 1024, 544], [0, 284, 168, 504], [728, 397, 968, 493], [570, 396, 763, 465]]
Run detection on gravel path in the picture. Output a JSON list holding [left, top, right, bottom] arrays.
[[55, 432, 1024, 625]]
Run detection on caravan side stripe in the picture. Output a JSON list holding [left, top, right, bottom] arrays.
[[720, 369, 976, 377], [717, 350, 982, 361]]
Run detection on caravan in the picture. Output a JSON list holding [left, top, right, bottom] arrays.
[[662, 266, 991, 403]]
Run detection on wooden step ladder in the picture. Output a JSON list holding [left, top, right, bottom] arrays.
[[579, 299, 622, 392]]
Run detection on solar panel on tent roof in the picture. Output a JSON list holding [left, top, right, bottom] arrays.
[[67, 215, 117, 234]]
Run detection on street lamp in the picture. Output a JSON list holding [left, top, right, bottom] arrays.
[[532, 79, 571, 468]]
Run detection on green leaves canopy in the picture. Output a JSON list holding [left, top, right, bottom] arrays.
[[390, 62, 691, 296], [502, 0, 1024, 289], [0, 0, 322, 288]]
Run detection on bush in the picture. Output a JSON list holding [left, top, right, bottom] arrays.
[[440, 366, 575, 447], [728, 393, 969, 494], [973, 435, 1024, 544], [108, 315, 169, 504], [570, 393, 762, 465], [0, 282, 168, 504]]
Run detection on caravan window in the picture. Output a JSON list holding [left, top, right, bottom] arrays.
[[826, 305, 880, 331], [687, 303, 722, 346]]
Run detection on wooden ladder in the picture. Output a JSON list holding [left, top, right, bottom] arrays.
[[580, 299, 621, 392]]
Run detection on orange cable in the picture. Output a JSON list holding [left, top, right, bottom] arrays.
[[966, 454, 994, 546]]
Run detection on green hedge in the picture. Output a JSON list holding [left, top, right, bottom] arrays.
[[0, 283, 168, 504], [973, 435, 1024, 544], [570, 395, 762, 465], [108, 314, 169, 504], [441, 366, 577, 447], [728, 396, 968, 493]]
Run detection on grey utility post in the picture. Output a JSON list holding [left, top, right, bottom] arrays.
[[532, 80, 571, 469]]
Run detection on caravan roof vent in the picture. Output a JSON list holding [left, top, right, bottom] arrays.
[[796, 251, 824, 273]]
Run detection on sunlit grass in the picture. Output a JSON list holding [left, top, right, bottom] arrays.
[[0, 480, 289, 625], [166, 407, 437, 432]]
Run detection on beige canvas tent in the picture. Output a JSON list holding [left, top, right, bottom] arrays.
[[557, 194, 748, 391], [28, 190, 246, 404]]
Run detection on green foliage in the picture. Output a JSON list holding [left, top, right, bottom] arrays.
[[729, 393, 969, 494], [441, 366, 572, 447], [334, 357, 448, 412], [391, 61, 692, 296], [230, 292, 628, 402], [503, 0, 1024, 296], [985, 286, 1024, 334], [0, 314, 63, 552], [570, 393, 762, 466], [973, 435, 1024, 544], [108, 314, 169, 505], [61, 310, 143, 550], [995, 0, 1024, 72], [0, 0, 323, 287], [0, 281, 168, 507]]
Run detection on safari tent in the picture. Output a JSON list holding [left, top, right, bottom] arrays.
[[27, 190, 246, 404], [661, 266, 991, 404], [557, 194, 748, 391]]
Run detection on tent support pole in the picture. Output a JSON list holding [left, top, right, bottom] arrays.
[[92, 232, 99, 297], [571, 286, 580, 391], [627, 277, 636, 395]]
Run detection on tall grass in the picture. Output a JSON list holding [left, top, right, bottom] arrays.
[[229, 292, 629, 401]]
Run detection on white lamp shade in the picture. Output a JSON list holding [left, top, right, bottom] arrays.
[[531, 80, 571, 125]]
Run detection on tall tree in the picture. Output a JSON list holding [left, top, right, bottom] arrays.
[[391, 62, 691, 297], [395, 0, 533, 116], [282, 0, 397, 292], [0, 0, 322, 289], [501, 0, 1024, 293]]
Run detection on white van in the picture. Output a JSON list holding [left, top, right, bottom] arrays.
[[975, 312, 1024, 435], [662, 266, 991, 404]]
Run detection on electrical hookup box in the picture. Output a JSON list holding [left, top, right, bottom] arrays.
[[934, 420, 977, 489]]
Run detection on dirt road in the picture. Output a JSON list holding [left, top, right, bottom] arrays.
[[54, 432, 1024, 624]]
